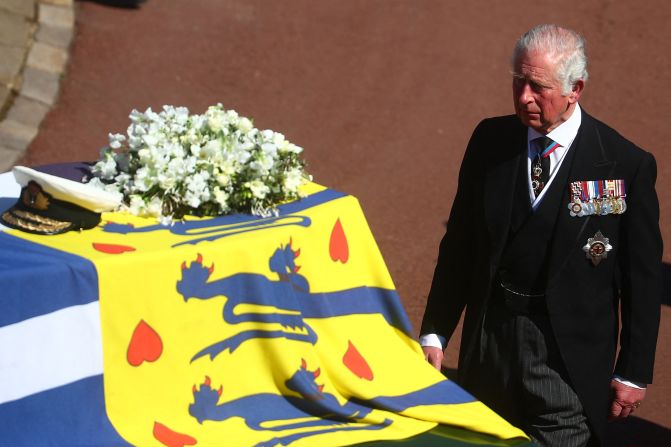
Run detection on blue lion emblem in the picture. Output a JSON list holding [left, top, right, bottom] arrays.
[[176, 239, 413, 361], [190, 359, 392, 447], [189, 359, 475, 447]]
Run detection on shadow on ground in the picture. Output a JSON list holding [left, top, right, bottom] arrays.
[[603, 416, 671, 447], [78, 0, 146, 8], [661, 263, 671, 306]]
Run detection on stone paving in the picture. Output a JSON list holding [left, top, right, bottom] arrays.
[[0, 0, 74, 173]]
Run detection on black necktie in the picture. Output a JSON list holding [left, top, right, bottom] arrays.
[[531, 136, 553, 197]]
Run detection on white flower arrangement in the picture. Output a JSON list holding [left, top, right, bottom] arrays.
[[88, 104, 311, 224]]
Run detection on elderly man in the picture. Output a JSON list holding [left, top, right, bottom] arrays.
[[420, 24, 662, 447]]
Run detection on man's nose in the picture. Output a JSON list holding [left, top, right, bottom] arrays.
[[517, 83, 534, 104]]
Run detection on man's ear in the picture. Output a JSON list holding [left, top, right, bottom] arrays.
[[568, 80, 585, 104]]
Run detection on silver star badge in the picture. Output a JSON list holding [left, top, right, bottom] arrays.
[[582, 230, 612, 266]]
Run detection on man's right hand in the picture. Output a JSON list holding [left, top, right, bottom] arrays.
[[422, 346, 444, 370]]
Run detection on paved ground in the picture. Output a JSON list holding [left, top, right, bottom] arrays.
[[2, 1, 670, 445], [0, 0, 74, 167]]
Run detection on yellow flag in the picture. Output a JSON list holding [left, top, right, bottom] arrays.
[[8, 185, 527, 447]]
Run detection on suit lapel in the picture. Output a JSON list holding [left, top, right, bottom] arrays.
[[547, 111, 617, 286], [484, 122, 527, 265]]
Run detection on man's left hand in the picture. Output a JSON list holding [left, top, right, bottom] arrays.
[[609, 379, 646, 421]]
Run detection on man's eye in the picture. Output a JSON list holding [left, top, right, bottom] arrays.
[[513, 77, 544, 91]]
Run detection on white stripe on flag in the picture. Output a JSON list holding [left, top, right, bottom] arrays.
[[0, 171, 20, 232], [0, 302, 103, 404]]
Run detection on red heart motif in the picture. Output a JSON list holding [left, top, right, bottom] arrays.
[[329, 218, 349, 263], [343, 340, 373, 381], [127, 320, 163, 367], [153, 421, 197, 447], [92, 243, 136, 254]]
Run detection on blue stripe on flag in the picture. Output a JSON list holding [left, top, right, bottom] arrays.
[[300, 287, 414, 336], [359, 380, 476, 410], [0, 375, 131, 447], [280, 188, 348, 213], [0, 232, 99, 326]]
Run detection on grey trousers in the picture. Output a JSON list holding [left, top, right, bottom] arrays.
[[471, 295, 592, 447]]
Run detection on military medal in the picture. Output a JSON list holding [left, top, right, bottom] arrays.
[[582, 230, 612, 266], [568, 181, 587, 217], [568, 179, 627, 217], [570, 200, 583, 216]]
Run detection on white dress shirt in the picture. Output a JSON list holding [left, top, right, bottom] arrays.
[[528, 103, 581, 208]]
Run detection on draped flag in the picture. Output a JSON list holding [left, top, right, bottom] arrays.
[[0, 182, 529, 447]]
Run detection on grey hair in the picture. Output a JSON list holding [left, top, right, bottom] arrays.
[[512, 24, 588, 95]]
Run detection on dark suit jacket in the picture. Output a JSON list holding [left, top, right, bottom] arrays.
[[420, 109, 662, 440]]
